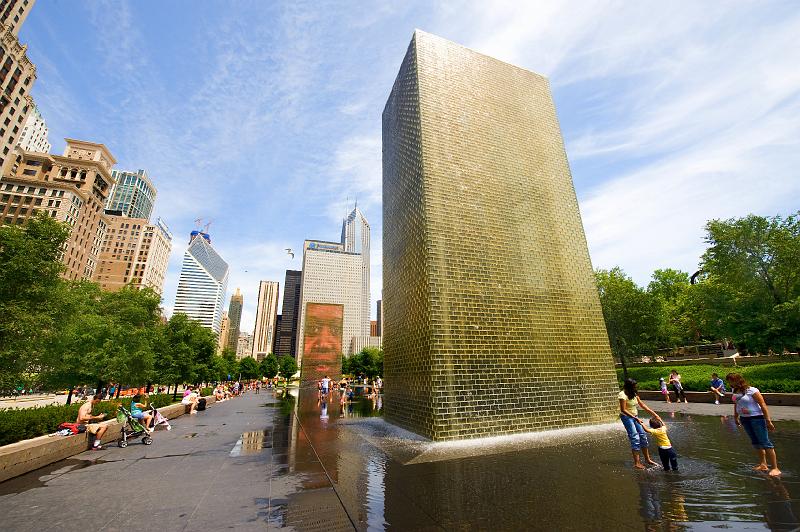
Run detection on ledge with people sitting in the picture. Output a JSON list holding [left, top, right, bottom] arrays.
[[0, 388, 226, 483]]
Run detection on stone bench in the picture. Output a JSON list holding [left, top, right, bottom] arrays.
[[0, 395, 218, 483], [638, 390, 800, 406]]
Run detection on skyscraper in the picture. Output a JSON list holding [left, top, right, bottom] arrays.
[[173, 231, 229, 333], [226, 288, 243, 351], [376, 299, 382, 337], [276, 270, 301, 357], [382, 31, 618, 441], [217, 311, 230, 353], [17, 104, 50, 154], [252, 280, 279, 357], [0, 0, 36, 176], [0, 139, 116, 280], [341, 206, 371, 336], [94, 215, 172, 295], [0, 0, 35, 36], [107, 169, 156, 220], [296, 210, 370, 376]]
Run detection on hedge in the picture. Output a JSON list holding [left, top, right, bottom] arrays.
[[617, 362, 800, 393], [0, 394, 179, 447]]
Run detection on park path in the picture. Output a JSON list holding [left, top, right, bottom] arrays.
[[0, 389, 354, 531]]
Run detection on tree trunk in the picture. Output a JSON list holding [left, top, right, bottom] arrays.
[[166, 384, 171, 395], [146, 381, 152, 394], [620, 353, 629, 380], [172, 384, 179, 401], [115, 385, 122, 399], [66, 386, 74, 406], [96, 381, 104, 399]]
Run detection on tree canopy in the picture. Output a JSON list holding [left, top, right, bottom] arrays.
[[597, 212, 800, 363]]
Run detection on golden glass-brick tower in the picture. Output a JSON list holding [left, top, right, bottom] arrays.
[[382, 30, 619, 441]]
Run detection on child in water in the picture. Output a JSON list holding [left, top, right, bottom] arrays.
[[637, 417, 678, 471], [659, 377, 671, 403]]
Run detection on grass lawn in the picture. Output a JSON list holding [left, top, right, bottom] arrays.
[[616, 362, 800, 393]]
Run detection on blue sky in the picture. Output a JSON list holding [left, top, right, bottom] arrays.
[[20, 1, 800, 332]]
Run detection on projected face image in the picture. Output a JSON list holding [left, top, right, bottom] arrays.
[[303, 303, 343, 376]]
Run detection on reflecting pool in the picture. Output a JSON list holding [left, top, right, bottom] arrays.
[[272, 387, 800, 531]]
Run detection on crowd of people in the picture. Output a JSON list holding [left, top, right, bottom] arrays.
[[619, 372, 782, 476]]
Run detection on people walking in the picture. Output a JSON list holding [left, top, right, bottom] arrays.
[[618, 378, 662, 470], [726, 373, 781, 476]]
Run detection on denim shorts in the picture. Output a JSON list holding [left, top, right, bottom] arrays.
[[740, 415, 774, 449]]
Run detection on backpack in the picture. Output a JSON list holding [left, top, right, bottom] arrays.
[[57, 422, 86, 435]]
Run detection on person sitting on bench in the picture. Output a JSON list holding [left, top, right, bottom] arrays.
[[77, 395, 107, 450]]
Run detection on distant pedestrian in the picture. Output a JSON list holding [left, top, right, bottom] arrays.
[[726, 373, 781, 476], [618, 378, 661, 469], [709, 373, 726, 404], [669, 370, 687, 403], [659, 378, 671, 403]]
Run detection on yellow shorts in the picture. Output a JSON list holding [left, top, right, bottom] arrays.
[[86, 423, 101, 434]]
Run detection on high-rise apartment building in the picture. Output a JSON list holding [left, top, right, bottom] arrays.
[[0, 139, 116, 279], [236, 332, 253, 360], [273, 315, 282, 353], [341, 206, 371, 336], [107, 169, 155, 220], [382, 31, 618, 440], [173, 231, 229, 333], [218, 311, 230, 353], [0, 0, 36, 177], [376, 299, 382, 337], [0, 0, 35, 36], [16, 103, 49, 153], [252, 280, 279, 357], [226, 288, 243, 352], [94, 215, 172, 294], [296, 206, 371, 371], [276, 270, 301, 357], [296, 237, 364, 373]]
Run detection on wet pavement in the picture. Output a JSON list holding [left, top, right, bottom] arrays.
[[0, 387, 798, 531]]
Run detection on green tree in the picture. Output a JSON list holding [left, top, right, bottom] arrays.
[[156, 313, 209, 393], [278, 355, 298, 385], [698, 212, 800, 352], [0, 213, 70, 390], [38, 281, 104, 403], [238, 356, 259, 379], [260, 353, 279, 379], [596, 267, 661, 378], [647, 269, 695, 347], [344, 347, 383, 380], [91, 286, 162, 388]]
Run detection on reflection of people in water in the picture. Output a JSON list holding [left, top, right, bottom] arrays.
[[636, 475, 688, 531], [763, 476, 799, 530], [319, 398, 329, 423]]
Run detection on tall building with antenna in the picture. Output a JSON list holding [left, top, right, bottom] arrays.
[[173, 230, 229, 333]]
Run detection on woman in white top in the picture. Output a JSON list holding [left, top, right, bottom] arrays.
[[726, 373, 780, 476]]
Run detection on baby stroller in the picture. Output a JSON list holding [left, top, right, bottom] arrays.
[[116, 405, 153, 448], [149, 403, 171, 431]]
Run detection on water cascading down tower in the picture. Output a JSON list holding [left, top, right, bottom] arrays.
[[382, 30, 619, 441]]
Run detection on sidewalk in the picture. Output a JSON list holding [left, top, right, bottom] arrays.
[[0, 390, 353, 532], [649, 400, 800, 421]]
